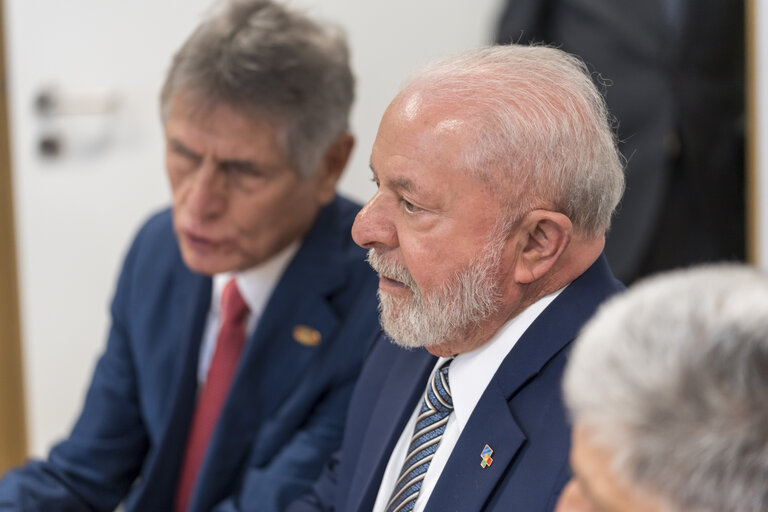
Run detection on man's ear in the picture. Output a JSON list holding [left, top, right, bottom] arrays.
[[312, 133, 355, 205], [512, 210, 572, 284]]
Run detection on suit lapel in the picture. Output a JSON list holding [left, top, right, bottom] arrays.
[[347, 346, 436, 512], [190, 202, 352, 510], [131, 264, 211, 511], [492, 254, 619, 398], [425, 382, 526, 512], [425, 255, 620, 511]]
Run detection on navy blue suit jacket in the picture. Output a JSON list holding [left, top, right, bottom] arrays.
[[290, 255, 622, 511], [0, 196, 379, 512]]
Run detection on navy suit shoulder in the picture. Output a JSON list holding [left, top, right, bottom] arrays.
[[0, 196, 380, 512], [291, 255, 623, 511]]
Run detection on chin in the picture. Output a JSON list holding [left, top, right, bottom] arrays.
[[180, 249, 232, 276]]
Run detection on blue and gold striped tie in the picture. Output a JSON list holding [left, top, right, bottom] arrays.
[[385, 361, 453, 512]]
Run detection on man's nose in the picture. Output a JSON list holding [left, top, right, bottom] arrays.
[[351, 192, 397, 250], [186, 159, 227, 220]]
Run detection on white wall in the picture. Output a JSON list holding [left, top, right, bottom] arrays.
[[293, 0, 505, 204], [757, 0, 768, 269], [7, 0, 503, 457]]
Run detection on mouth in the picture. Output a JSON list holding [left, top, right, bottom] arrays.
[[182, 230, 221, 251], [378, 274, 411, 295], [366, 249, 415, 295], [381, 274, 405, 286]]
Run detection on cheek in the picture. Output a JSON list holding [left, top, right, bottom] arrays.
[[398, 240, 439, 290], [165, 152, 186, 184], [400, 234, 473, 291], [166, 165, 190, 202], [228, 194, 282, 243]]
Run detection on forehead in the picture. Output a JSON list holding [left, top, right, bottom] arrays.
[[372, 93, 478, 183], [373, 96, 511, 225], [165, 90, 288, 158], [571, 426, 663, 512]]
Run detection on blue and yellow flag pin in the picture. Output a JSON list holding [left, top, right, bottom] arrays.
[[480, 444, 494, 468], [293, 325, 322, 346]]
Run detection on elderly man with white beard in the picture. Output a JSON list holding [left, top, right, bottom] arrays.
[[289, 44, 626, 512]]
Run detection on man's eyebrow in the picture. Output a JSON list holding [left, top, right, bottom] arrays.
[[369, 164, 420, 195], [169, 138, 199, 158], [169, 140, 276, 173], [389, 177, 418, 194], [220, 158, 256, 169]]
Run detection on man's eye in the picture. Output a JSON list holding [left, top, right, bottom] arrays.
[[223, 162, 261, 177], [173, 151, 198, 166], [402, 199, 420, 213]]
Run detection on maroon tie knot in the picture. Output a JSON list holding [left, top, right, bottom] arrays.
[[221, 278, 249, 325]]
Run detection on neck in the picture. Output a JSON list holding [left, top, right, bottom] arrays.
[[425, 314, 511, 358], [427, 235, 605, 358]]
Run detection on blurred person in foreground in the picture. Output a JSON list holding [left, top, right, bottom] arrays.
[[557, 264, 768, 512], [0, 1, 379, 511], [289, 43, 625, 512]]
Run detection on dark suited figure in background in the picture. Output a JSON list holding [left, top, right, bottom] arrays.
[[496, 0, 745, 283], [0, 1, 379, 511]]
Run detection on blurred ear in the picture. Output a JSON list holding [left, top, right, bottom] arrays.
[[512, 210, 572, 284], [312, 133, 355, 205]]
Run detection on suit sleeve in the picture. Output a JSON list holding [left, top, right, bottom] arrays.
[[285, 333, 384, 512], [211, 281, 379, 512], [0, 228, 150, 511], [495, 0, 552, 44], [283, 449, 340, 512], [211, 380, 355, 512]]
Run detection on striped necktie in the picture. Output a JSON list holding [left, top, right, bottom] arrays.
[[385, 360, 453, 512]]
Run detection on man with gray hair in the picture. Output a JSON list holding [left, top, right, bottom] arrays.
[[556, 264, 768, 512], [0, 1, 378, 511], [290, 43, 625, 512]]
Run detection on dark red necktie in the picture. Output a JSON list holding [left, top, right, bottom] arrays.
[[174, 278, 249, 512]]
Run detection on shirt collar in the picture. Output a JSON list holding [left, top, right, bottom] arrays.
[[442, 285, 566, 431], [211, 240, 301, 318]]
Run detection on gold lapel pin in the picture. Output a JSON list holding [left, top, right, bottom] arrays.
[[481, 444, 494, 468], [293, 325, 322, 346]]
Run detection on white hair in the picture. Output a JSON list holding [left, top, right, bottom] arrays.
[[399, 45, 624, 237], [564, 264, 768, 512]]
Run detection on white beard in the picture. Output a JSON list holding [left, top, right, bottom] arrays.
[[366, 240, 504, 349]]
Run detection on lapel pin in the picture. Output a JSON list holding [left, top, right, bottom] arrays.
[[480, 444, 494, 468], [293, 325, 322, 346]]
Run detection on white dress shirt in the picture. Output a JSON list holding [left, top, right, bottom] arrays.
[[372, 287, 565, 512], [196, 241, 300, 384]]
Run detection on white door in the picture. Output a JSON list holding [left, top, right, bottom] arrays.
[[7, 0, 502, 457], [7, 0, 219, 456]]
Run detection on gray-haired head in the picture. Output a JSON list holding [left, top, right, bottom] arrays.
[[395, 44, 624, 238], [564, 264, 768, 512], [160, 0, 354, 177]]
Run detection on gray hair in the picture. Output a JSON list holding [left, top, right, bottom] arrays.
[[399, 45, 624, 237], [160, 0, 354, 177], [564, 264, 768, 512]]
